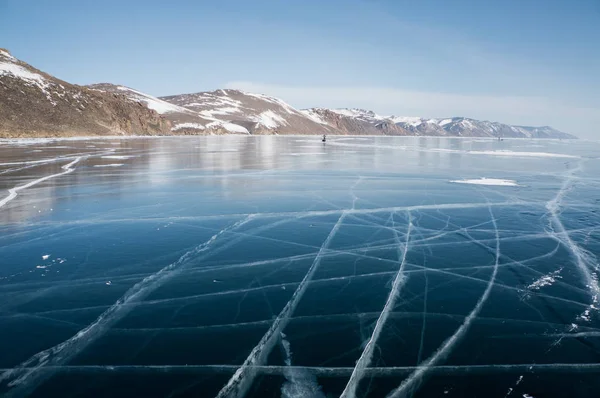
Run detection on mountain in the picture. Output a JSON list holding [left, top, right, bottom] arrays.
[[301, 109, 576, 139], [87, 83, 214, 135], [0, 49, 171, 137], [300, 108, 411, 136], [89, 85, 336, 135], [0, 49, 576, 139], [159, 89, 337, 135]]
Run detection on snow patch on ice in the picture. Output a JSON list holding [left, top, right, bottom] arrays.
[[42, 255, 50, 260], [450, 178, 520, 187], [528, 268, 562, 290], [280, 333, 326, 398]]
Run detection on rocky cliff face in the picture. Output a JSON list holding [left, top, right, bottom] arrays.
[[0, 49, 171, 137]]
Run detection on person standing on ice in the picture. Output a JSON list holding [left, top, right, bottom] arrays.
[[322, 134, 326, 142]]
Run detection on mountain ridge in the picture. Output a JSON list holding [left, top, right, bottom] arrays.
[[0, 50, 576, 139]]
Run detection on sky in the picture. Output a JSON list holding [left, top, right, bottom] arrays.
[[1, 0, 599, 138]]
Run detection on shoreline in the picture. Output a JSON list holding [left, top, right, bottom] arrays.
[[0, 134, 579, 145]]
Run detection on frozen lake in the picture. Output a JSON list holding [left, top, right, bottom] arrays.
[[1, 136, 599, 397]]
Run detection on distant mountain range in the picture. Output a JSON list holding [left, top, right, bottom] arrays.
[[0, 49, 576, 139]]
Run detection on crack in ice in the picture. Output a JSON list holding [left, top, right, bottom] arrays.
[[0, 157, 82, 210], [215, 212, 347, 398], [340, 212, 412, 398], [0, 216, 253, 397], [386, 206, 500, 398]]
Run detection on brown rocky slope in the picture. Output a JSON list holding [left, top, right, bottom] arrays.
[[0, 49, 171, 138]]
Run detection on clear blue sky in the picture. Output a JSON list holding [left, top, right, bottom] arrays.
[[1, 0, 599, 137]]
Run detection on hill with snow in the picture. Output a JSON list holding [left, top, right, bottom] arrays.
[[300, 108, 575, 139], [159, 89, 337, 135], [0, 49, 576, 139], [0, 49, 171, 137]]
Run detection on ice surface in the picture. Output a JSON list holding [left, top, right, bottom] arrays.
[[0, 157, 81, 209], [100, 155, 133, 160], [467, 150, 577, 158], [0, 136, 598, 398], [450, 178, 520, 187]]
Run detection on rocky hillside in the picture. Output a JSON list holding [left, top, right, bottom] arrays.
[[90, 85, 337, 135], [0, 49, 171, 137], [302, 108, 576, 139], [159, 89, 337, 135], [301, 108, 411, 136], [0, 49, 576, 139]]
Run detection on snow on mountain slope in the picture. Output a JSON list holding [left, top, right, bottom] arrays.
[[0, 48, 576, 139], [390, 116, 424, 126], [0, 50, 171, 137], [0, 58, 55, 104], [300, 109, 329, 125], [302, 108, 411, 136], [160, 89, 336, 135], [302, 108, 576, 139], [114, 86, 193, 115], [88, 83, 217, 134]]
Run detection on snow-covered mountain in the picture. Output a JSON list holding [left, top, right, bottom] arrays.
[[87, 83, 215, 134], [0, 49, 171, 137], [300, 108, 411, 136], [0, 49, 576, 139], [159, 89, 337, 135], [301, 108, 576, 139]]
